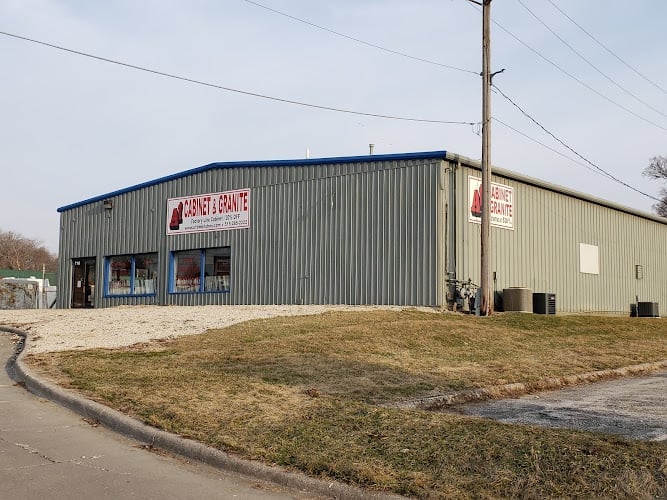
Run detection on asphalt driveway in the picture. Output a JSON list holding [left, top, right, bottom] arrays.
[[455, 371, 667, 442]]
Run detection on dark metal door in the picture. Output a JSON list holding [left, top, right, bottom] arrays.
[[71, 258, 96, 308]]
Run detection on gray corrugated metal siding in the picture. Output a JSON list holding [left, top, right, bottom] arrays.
[[57, 158, 444, 308], [56, 151, 667, 313]]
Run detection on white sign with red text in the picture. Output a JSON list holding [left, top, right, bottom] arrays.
[[468, 176, 514, 230], [166, 189, 250, 235]]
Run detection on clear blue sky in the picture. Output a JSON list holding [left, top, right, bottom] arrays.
[[2, 0, 666, 253]]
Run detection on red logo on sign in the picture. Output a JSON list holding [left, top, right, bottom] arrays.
[[471, 187, 482, 218], [169, 202, 184, 231]]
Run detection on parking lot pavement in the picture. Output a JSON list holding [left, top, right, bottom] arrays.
[[455, 371, 667, 442]]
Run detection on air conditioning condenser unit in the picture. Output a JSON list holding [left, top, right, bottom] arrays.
[[637, 302, 659, 318]]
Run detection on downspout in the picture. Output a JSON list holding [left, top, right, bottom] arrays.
[[445, 153, 464, 288], [438, 160, 448, 307], [443, 157, 460, 309]]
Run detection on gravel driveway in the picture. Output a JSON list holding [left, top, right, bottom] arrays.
[[0, 305, 427, 353]]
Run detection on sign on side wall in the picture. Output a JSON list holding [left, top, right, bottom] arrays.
[[166, 189, 250, 235], [468, 176, 514, 230]]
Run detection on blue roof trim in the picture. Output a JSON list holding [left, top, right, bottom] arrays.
[[57, 151, 448, 212]]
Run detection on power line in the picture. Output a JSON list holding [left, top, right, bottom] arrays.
[[491, 115, 610, 179], [516, 0, 667, 120], [246, 0, 667, 167], [245, 0, 664, 203], [243, 0, 479, 76], [463, 0, 667, 132], [0, 30, 476, 126], [545, 0, 667, 95], [492, 15, 667, 132], [2, 15, 658, 204], [493, 83, 661, 202]]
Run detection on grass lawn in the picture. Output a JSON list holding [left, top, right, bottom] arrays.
[[27, 310, 667, 498]]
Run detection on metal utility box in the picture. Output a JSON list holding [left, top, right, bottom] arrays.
[[503, 287, 533, 313], [533, 292, 556, 315]]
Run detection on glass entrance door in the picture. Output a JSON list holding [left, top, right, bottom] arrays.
[[71, 258, 96, 308]]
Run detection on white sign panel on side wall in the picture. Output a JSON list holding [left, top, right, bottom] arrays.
[[166, 189, 250, 235], [579, 243, 599, 275], [468, 176, 514, 230]]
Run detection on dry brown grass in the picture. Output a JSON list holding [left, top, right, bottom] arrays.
[[26, 310, 667, 498]]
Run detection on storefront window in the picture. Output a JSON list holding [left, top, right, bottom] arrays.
[[171, 247, 231, 293], [204, 247, 231, 292], [134, 253, 159, 295], [106, 253, 158, 296], [173, 250, 202, 293], [108, 256, 132, 295]]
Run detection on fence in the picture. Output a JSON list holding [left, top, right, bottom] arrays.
[[0, 279, 57, 309]]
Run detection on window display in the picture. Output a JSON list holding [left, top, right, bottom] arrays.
[[172, 247, 231, 293], [106, 253, 158, 296]]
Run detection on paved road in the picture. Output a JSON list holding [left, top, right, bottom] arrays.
[[456, 371, 667, 442], [0, 336, 312, 500]]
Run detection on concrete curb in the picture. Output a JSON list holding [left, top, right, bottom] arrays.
[[1, 326, 402, 500], [392, 360, 667, 410]]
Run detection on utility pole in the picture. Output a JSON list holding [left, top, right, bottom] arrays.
[[480, 0, 493, 316]]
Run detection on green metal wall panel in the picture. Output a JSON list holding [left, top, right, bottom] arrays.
[[453, 162, 667, 313]]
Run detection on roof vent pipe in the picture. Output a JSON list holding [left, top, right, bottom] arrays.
[[369, 143, 374, 155]]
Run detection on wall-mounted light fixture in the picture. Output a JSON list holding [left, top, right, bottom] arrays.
[[103, 199, 113, 210]]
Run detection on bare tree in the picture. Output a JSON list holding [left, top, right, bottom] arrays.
[[643, 156, 667, 217], [0, 230, 58, 271]]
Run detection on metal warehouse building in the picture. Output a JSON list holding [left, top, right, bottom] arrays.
[[56, 151, 667, 313]]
